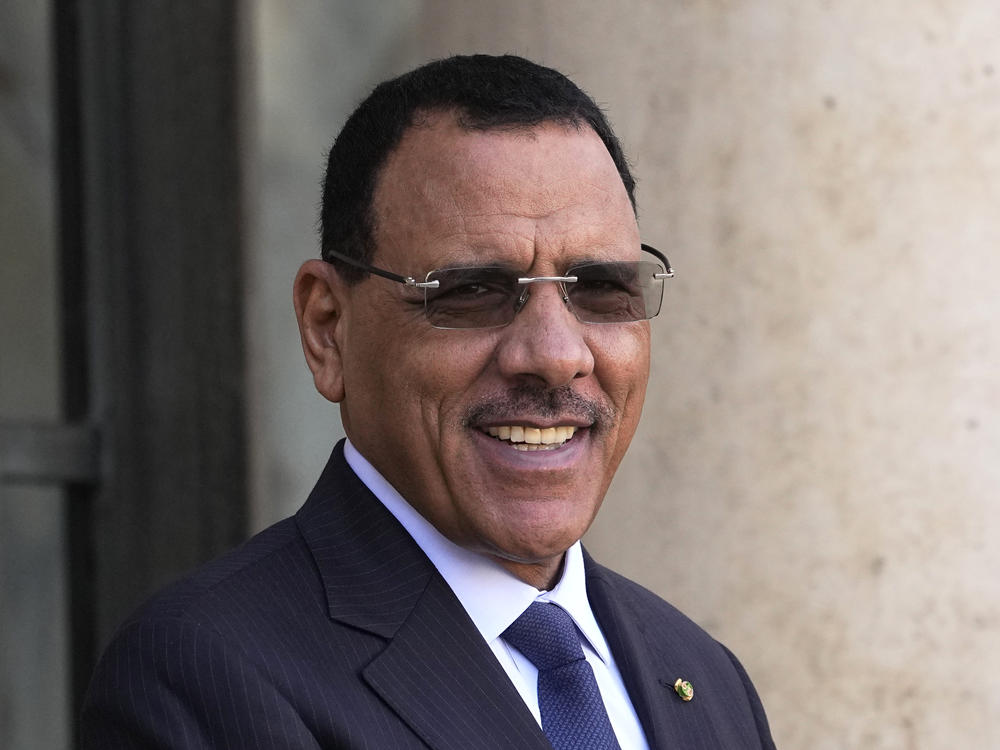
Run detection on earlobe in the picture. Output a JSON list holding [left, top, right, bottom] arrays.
[[293, 259, 347, 403]]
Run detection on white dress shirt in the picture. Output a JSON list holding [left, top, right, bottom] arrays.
[[344, 440, 650, 749]]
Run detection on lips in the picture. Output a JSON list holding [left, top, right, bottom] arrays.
[[467, 386, 609, 454], [485, 424, 578, 451]]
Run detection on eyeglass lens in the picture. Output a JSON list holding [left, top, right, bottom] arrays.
[[423, 261, 665, 329]]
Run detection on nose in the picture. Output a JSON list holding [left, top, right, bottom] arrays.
[[495, 280, 595, 388]]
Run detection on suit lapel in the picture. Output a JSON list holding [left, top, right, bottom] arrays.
[[363, 574, 550, 750], [585, 552, 727, 750], [296, 443, 549, 750], [585, 557, 671, 747]]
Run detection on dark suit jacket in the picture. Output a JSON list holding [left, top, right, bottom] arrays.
[[82, 442, 775, 749]]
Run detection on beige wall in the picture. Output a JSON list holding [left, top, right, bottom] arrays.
[[251, 2, 1000, 746]]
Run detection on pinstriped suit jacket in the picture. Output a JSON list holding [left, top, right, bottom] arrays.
[[82, 442, 775, 749]]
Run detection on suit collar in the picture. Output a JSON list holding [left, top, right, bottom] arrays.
[[585, 550, 732, 750], [296, 442, 551, 750], [362, 572, 550, 750], [584, 550, 663, 744], [295, 440, 433, 638]]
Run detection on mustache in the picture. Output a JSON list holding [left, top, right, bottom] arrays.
[[465, 385, 615, 426]]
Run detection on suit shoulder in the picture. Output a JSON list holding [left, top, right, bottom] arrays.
[[585, 558, 744, 672], [119, 516, 318, 632], [585, 559, 707, 632], [585, 558, 776, 749]]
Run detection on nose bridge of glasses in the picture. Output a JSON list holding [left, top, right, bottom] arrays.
[[513, 275, 578, 313]]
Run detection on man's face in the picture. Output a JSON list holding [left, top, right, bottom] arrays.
[[329, 114, 649, 585]]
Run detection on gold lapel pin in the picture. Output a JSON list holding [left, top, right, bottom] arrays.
[[674, 678, 694, 702]]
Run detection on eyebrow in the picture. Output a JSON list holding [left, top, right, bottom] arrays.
[[427, 255, 635, 275], [429, 260, 523, 273]]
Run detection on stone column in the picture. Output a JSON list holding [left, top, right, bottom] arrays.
[[252, 3, 1000, 746]]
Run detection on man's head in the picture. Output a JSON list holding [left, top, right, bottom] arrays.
[[295, 55, 656, 588], [318, 54, 637, 283]]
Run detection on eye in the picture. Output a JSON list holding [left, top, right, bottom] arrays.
[[423, 267, 516, 323], [574, 277, 635, 294], [435, 279, 508, 300], [566, 262, 650, 322], [570, 263, 641, 296], [427, 268, 512, 301]]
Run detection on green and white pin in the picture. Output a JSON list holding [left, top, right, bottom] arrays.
[[673, 678, 694, 702]]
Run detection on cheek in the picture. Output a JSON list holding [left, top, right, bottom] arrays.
[[377, 331, 499, 430], [590, 327, 650, 469], [340, 316, 421, 429], [593, 326, 651, 406]]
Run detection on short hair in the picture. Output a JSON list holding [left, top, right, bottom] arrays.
[[319, 54, 637, 283]]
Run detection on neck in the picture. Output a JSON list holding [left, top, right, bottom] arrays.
[[494, 553, 566, 591]]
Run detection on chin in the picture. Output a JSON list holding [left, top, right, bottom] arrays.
[[487, 518, 593, 564]]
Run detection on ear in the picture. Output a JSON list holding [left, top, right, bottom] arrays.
[[293, 259, 349, 403]]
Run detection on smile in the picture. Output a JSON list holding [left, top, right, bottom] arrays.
[[484, 425, 578, 451]]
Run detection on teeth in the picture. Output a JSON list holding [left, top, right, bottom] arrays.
[[485, 425, 578, 447]]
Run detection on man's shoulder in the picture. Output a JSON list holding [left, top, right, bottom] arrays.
[[584, 556, 776, 749], [584, 555, 741, 669], [119, 515, 316, 634], [115, 445, 361, 635], [584, 554, 705, 631], [82, 509, 391, 748]]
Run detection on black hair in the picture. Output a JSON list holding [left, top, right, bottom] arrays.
[[319, 54, 636, 283]]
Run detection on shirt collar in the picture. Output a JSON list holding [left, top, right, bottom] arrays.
[[539, 541, 612, 665], [343, 439, 612, 664]]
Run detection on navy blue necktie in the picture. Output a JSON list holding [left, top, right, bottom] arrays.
[[502, 602, 622, 750]]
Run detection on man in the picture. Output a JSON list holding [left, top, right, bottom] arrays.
[[83, 55, 775, 749]]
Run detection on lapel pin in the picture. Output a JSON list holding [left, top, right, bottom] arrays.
[[673, 678, 694, 702]]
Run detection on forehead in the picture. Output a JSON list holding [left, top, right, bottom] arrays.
[[370, 113, 639, 268]]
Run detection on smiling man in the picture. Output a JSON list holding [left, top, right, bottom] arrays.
[[83, 55, 775, 750]]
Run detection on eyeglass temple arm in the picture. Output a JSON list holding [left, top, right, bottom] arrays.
[[323, 249, 439, 288], [641, 244, 675, 279]]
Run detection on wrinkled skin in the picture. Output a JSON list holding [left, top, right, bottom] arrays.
[[295, 113, 649, 589]]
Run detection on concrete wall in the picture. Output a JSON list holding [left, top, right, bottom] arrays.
[[251, 2, 1000, 747]]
